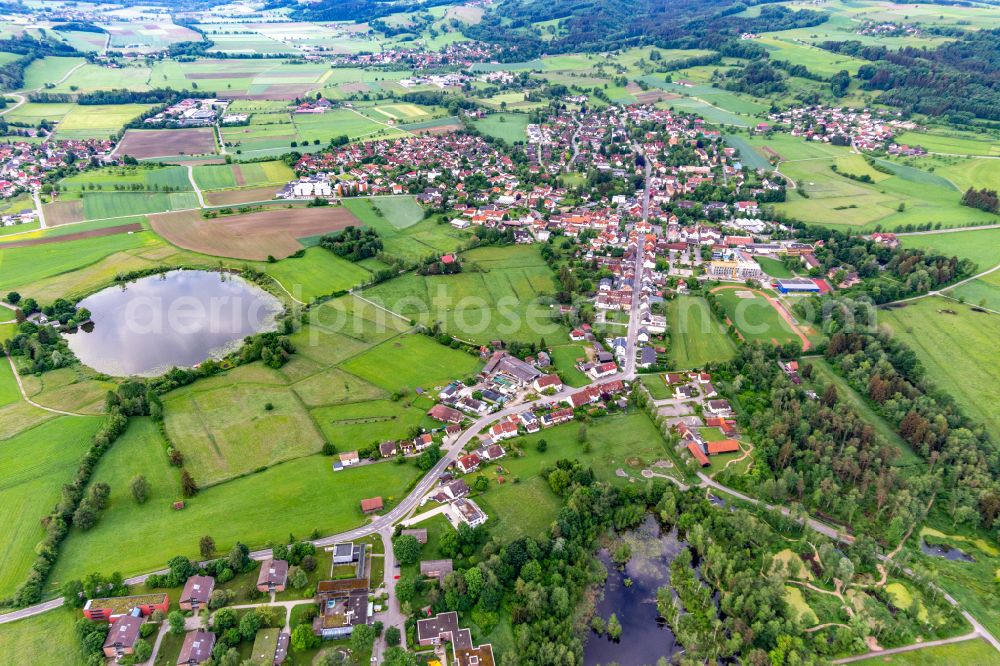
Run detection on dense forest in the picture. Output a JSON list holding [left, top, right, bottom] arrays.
[[822, 28, 1000, 123], [287, 0, 454, 22], [463, 0, 826, 59]]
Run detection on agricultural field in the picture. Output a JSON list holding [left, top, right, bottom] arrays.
[[262, 247, 374, 301], [950, 270, 1000, 312], [117, 127, 218, 160], [149, 205, 360, 261], [341, 333, 481, 394], [220, 106, 410, 157], [772, 146, 994, 231], [191, 160, 293, 191], [20, 56, 86, 90], [52, 103, 152, 140], [878, 298, 1000, 443], [0, 416, 101, 598], [164, 376, 326, 486], [363, 244, 569, 345], [893, 129, 1000, 158], [473, 113, 530, 144], [668, 296, 737, 369]]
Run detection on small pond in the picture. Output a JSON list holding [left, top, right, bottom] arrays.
[[920, 539, 975, 562], [65, 270, 283, 376], [584, 515, 686, 666]]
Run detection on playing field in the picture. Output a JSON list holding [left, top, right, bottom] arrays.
[[879, 298, 1000, 443], [363, 244, 568, 344], [668, 296, 736, 369], [0, 416, 101, 598], [712, 288, 800, 346]]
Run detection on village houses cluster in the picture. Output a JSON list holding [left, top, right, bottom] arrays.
[[766, 105, 923, 153]]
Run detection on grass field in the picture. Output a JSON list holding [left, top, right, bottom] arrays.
[[950, 270, 1000, 312], [164, 378, 326, 487], [804, 357, 922, 467], [549, 343, 590, 387], [264, 247, 374, 301], [899, 227, 1000, 270], [853, 638, 1000, 665], [0, 416, 101, 598], [342, 199, 471, 263], [472, 113, 530, 144], [879, 298, 1000, 443], [473, 411, 679, 541], [192, 160, 293, 191], [21, 56, 86, 90], [52, 421, 422, 584], [341, 333, 481, 393], [0, 608, 84, 666], [893, 130, 1000, 157], [363, 244, 568, 345], [668, 296, 737, 369], [757, 256, 794, 278]]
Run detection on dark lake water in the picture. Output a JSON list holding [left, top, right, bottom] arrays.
[[920, 539, 975, 562], [65, 270, 283, 377], [584, 516, 686, 666]]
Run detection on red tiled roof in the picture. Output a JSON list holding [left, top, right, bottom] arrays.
[[687, 442, 710, 466], [707, 439, 740, 455]]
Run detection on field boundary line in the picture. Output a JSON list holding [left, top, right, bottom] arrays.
[[351, 292, 412, 323]]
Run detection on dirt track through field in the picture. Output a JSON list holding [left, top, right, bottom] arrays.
[[0, 223, 143, 248], [149, 206, 361, 260]]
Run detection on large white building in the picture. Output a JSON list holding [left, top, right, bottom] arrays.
[[706, 249, 764, 281]]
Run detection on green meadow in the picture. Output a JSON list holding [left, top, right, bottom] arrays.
[[0, 416, 102, 598], [668, 296, 737, 369], [879, 298, 1000, 444], [362, 244, 569, 345], [473, 113, 530, 144]]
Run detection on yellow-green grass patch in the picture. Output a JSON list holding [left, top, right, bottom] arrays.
[[771, 549, 813, 580], [783, 585, 819, 626]]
